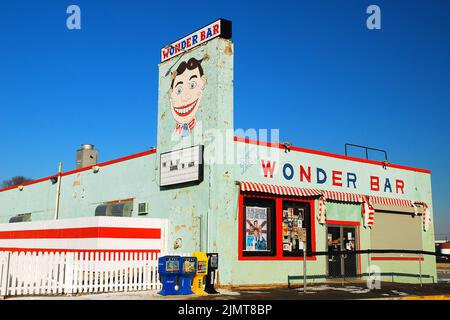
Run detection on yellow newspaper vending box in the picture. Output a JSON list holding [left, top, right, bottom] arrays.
[[191, 252, 208, 295]]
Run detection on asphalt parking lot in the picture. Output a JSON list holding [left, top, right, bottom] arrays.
[[185, 265, 450, 300], [188, 282, 450, 300]]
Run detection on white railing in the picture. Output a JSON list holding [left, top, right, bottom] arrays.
[[0, 251, 162, 297]]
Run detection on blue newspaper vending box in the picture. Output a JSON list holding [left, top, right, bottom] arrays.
[[178, 256, 197, 295], [158, 255, 181, 296]]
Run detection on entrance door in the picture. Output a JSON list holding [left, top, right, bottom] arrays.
[[342, 227, 357, 277], [327, 226, 357, 278]]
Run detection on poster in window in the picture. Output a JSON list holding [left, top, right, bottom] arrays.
[[245, 206, 268, 251], [282, 205, 307, 255]]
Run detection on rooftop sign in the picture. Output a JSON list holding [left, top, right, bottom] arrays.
[[160, 19, 232, 63]]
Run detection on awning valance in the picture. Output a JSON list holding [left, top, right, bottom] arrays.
[[369, 196, 413, 207], [322, 190, 364, 203], [239, 181, 322, 197], [236, 181, 430, 231]]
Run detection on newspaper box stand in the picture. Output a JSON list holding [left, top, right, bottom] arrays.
[[178, 256, 197, 295], [191, 251, 208, 295], [158, 255, 181, 296], [205, 253, 219, 294]]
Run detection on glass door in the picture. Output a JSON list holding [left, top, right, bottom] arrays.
[[327, 226, 342, 278], [343, 227, 357, 277], [327, 225, 358, 278]]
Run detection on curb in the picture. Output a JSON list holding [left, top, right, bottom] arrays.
[[401, 295, 450, 300]]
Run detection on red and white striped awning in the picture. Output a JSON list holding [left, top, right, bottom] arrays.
[[238, 181, 417, 207], [239, 181, 321, 197], [368, 196, 413, 207], [322, 190, 364, 203], [238, 181, 364, 203]]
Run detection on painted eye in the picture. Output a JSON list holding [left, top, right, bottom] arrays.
[[176, 86, 183, 95], [188, 81, 197, 90]]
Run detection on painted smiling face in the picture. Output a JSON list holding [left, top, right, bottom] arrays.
[[169, 58, 206, 133]]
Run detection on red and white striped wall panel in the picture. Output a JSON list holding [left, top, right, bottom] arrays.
[[0, 216, 168, 253]]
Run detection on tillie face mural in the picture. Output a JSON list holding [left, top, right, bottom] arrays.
[[169, 57, 206, 137]]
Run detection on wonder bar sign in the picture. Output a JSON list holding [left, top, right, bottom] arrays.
[[160, 19, 232, 62], [258, 159, 412, 196]]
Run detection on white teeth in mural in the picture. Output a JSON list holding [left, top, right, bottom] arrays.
[[177, 104, 194, 114], [173, 99, 198, 117]]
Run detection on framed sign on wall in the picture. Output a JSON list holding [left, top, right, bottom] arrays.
[[160, 145, 204, 187]]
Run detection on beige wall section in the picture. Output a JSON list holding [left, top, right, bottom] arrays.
[[371, 211, 422, 250]]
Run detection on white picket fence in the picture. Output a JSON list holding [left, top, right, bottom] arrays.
[[0, 251, 162, 297]]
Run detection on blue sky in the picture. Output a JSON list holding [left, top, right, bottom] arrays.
[[0, 1, 449, 235]]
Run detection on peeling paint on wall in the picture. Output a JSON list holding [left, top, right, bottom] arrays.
[[175, 224, 187, 233], [224, 43, 233, 56]]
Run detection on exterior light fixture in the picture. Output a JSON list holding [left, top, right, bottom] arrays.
[[50, 176, 58, 184], [92, 165, 100, 173], [18, 185, 24, 191], [280, 141, 292, 153]]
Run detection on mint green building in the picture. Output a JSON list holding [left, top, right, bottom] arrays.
[[0, 20, 436, 287]]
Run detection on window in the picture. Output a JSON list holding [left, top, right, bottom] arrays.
[[239, 194, 316, 260], [282, 201, 312, 257], [138, 202, 149, 215], [242, 197, 276, 257]]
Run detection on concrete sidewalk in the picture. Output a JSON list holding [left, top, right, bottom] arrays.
[[3, 282, 450, 300]]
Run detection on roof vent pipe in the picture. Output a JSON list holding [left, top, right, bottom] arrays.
[[81, 144, 94, 150], [76, 144, 98, 169]]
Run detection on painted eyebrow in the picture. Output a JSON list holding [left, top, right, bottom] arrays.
[[189, 75, 198, 80], [175, 81, 183, 87]]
